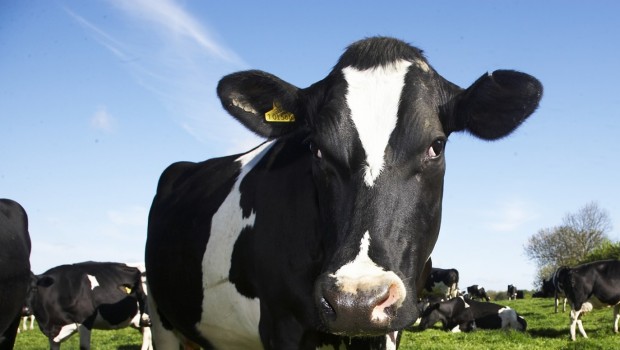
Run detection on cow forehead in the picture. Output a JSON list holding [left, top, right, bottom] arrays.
[[343, 59, 412, 187]]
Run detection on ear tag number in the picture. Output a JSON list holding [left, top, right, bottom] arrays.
[[265, 102, 295, 122]]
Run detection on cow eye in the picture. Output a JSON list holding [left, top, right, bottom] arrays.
[[309, 142, 322, 159], [428, 139, 446, 159]]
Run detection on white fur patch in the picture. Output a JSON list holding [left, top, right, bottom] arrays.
[[87, 274, 99, 290], [330, 232, 406, 309], [498, 307, 517, 329], [199, 141, 274, 349], [53, 323, 79, 343], [386, 331, 398, 350], [343, 60, 411, 187]]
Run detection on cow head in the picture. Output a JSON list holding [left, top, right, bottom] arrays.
[[217, 37, 542, 336]]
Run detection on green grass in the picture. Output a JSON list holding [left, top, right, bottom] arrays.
[[15, 326, 143, 350], [14, 298, 620, 349]]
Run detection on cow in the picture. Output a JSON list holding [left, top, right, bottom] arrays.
[[0, 199, 32, 350], [516, 290, 525, 299], [551, 267, 569, 313], [507, 284, 517, 300], [467, 285, 491, 302], [418, 296, 527, 333], [555, 260, 620, 341], [145, 36, 542, 349], [421, 267, 460, 300], [30, 261, 152, 350]]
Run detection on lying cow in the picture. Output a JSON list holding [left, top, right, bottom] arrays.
[[418, 296, 527, 333], [146, 36, 542, 349], [0, 199, 32, 349], [421, 267, 460, 300], [31, 261, 152, 350], [467, 284, 491, 302], [556, 260, 620, 341]]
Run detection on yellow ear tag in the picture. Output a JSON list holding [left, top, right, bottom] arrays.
[[124, 286, 132, 294], [265, 102, 295, 123]]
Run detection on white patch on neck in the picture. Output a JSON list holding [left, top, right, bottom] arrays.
[[343, 60, 412, 187], [330, 232, 406, 307], [87, 275, 99, 290], [199, 140, 275, 349]]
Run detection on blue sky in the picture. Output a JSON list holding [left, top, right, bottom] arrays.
[[1, 0, 619, 292]]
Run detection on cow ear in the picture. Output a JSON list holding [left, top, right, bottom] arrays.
[[36, 276, 54, 288], [217, 70, 301, 138], [445, 70, 542, 140]]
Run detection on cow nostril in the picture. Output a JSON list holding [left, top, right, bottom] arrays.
[[320, 296, 336, 321]]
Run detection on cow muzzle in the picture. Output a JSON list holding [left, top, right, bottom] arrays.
[[314, 272, 410, 335]]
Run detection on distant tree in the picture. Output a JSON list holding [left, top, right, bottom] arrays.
[[524, 202, 613, 285]]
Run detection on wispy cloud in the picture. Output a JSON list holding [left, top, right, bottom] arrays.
[[107, 0, 243, 65], [66, 0, 258, 151], [91, 106, 116, 132]]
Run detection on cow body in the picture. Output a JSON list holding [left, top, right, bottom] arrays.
[[0, 199, 32, 350], [556, 260, 620, 340], [422, 268, 459, 300], [146, 37, 542, 349], [418, 296, 526, 333], [31, 262, 151, 350], [467, 285, 491, 302]]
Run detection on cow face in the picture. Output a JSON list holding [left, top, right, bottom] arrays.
[[217, 37, 542, 336]]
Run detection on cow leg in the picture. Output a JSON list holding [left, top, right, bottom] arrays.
[[78, 325, 92, 350], [614, 304, 620, 333], [48, 339, 61, 350], [563, 298, 567, 312], [147, 299, 182, 349], [570, 309, 588, 340], [140, 326, 153, 350]]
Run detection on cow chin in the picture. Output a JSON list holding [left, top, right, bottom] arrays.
[[314, 274, 417, 336]]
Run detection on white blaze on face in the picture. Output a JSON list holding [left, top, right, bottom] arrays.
[[329, 231, 406, 316], [199, 140, 275, 349], [87, 274, 99, 290], [343, 60, 412, 187]]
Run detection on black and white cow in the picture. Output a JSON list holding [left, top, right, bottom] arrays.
[[146, 36, 542, 349], [556, 260, 620, 341], [467, 285, 491, 302], [31, 261, 151, 350], [0, 199, 32, 349], [507, 284, 517, 300], [551, 267, 569, 313], [422, 267, 460, 300], [418, 296, 527, 333]]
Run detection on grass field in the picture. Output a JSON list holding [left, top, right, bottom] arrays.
[[14, 297, 620, 349]]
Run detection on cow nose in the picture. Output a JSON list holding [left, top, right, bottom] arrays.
[[316, 275, 407, 335]]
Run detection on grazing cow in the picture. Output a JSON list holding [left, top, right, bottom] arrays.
[[146, 36, 542, 349], [516, 290, 525, 299], [507, 284, 517, 300], [467, 285, 491, 302], [556, 260, 620, 341], [0, 199, 32, 349], [418, 296, 527, 333], [31, 261, 151, 350], [421, 267, 460, 300]]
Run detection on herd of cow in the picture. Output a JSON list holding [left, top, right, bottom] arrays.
[[1, 36, 618, 349]]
